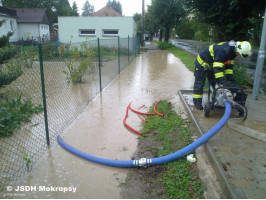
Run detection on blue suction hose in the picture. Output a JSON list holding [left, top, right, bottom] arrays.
[[57, 100, 232, 168]]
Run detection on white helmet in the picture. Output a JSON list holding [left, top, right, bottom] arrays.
[[236, 41, 252, 59]]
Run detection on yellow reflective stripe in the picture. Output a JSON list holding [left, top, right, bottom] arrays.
[[230, 60, 235, 64], [197, 55, 204, 64], [213, 62, 224, 68], [215, 72, 224, 78], [193, 94, 203, 99], [209, 45, 214, 59], [197, 55, 209, 68], [224, 69, 233, 74], [218, 42, 225, 45]]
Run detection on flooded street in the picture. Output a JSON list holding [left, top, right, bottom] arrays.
[[12, 50, 194, 198]]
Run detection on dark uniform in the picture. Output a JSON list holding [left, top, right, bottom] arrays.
[[193, 41, 237, 109]]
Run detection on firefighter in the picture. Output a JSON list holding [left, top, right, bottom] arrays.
[[193, 41, 251, 110]]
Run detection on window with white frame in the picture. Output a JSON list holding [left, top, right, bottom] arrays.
[[102, 29, 119, 37], [79, 29, 96, 36]]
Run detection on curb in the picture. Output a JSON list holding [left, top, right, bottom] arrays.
[[178, 89, 237, 199], [228, 120, 266, 143]]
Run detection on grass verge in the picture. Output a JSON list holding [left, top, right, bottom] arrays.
[[121, 100, 206, 198], [142, 100, 206, 198]]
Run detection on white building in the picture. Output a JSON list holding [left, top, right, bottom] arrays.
[[58, 16, 136, 43], [0, 6, 51, 43], [0, 7, 19, 42], [15, 8, 51, 41]]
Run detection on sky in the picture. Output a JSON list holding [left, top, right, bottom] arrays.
[[68, 0, 151, 16]]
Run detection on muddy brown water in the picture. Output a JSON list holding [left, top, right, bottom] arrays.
[[7, 50, 194, 198], [0, 56, 127, 180]]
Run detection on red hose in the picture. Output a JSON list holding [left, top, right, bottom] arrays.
[[123, 103, 142, 135], [153, 100, 164, 117], [129, 104, 156, 116], [138, 105, 148, 123]]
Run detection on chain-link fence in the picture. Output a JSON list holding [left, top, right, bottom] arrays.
[[0, 36, 140, 192]]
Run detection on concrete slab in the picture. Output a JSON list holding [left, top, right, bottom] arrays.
[[179, 89, 266, 199]]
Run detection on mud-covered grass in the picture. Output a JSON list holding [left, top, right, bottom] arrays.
[[121, 100, 206, 199]]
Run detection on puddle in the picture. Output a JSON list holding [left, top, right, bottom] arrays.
[[9, 50, 194, 198]]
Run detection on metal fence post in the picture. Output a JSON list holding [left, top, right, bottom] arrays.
[[133, 35, 136, 57], [252, 5, 266, 100], [118, 36, 120, 74], [97, 38, 102, 91], [128, 35, 130, 63], [38, 43, 50, 146]]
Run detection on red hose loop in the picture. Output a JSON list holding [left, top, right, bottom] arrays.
[[129, 104, 156, 116], [153, 100, 164, 117], [138, 105, 148, 123], [123, 103, 142, 135]]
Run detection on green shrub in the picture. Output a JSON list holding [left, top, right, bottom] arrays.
[[0, 72, 22, 88], [0, 49, 18, 64], [42, 43, 57, 60], [0, 94, 43, 137], [18, 50, 37, 68], [233, 63, 251, 87], [194, 31, 208, 41], [0, 54, 24, 87], [63, 43, 95, 83], [158, 41, 174, 50], [175, 18, 195, 40]]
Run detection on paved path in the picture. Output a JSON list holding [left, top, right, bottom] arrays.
[[182, 92, 266, 198], [7, 49, 194, 198]]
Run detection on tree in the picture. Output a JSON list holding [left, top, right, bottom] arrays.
[[3, 0, 37, 7], [71, 1, 79, 16], [184, 0, 265, 43], [133, 13, 142, 36], [3, 0, 75, 23], [145, 8, 158, 39], [106, 0, 122, 15], [175, 17, 195, 40], [55, 0, 73, 17], [146, 0, 186, 42], [81, 0, 94, 16]]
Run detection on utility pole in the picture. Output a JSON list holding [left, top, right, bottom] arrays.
[[252, 4, 266, 99], [141, 0, 145, 47]]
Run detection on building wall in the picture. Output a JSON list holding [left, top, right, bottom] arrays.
[[39, 23, 50, 41], [0, 16, 19, 42], [12, 23, 50, 41], [58, 16, 136, 43], [18, 23, 38, 40]]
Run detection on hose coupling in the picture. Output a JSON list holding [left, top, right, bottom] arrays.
[[133, 158, 152, 167], [224, 90, 233, 101], [216, 88, 234, 106]]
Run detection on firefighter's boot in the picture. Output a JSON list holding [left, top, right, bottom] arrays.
[[193, 99, 203, 110]]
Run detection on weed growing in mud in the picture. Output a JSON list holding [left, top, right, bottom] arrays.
[[0, 93, 43, 137], [140, 100, 206, 198], [20, 151, 32, 172]]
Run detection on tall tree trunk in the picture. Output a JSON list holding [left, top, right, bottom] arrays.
[[159, 29, 164, 41], [165, 26, 169, 42]]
